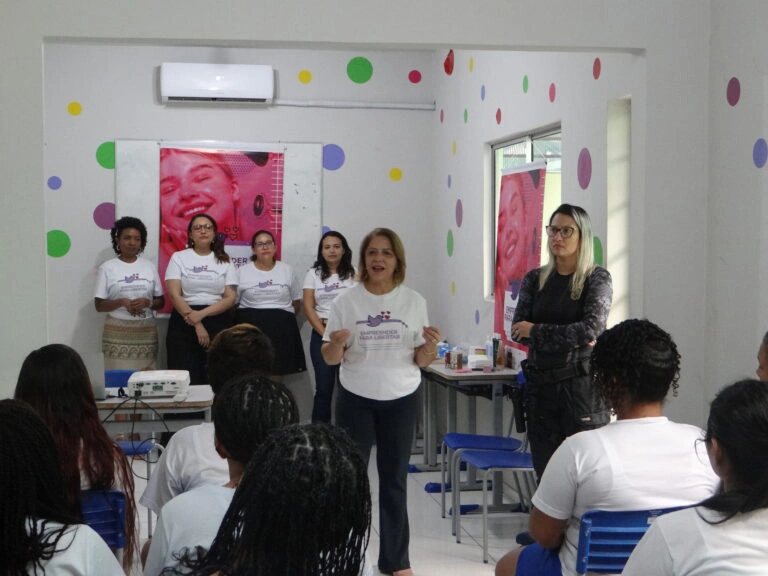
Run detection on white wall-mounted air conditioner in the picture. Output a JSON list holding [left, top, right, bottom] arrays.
[[160, 63, 274, 104]]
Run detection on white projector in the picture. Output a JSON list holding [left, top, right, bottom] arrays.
[[126, 370, 190, 398]]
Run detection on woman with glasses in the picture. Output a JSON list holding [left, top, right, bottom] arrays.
[[510, 204, 612, 479], [236, 230, 306, 377], [165, 214, 237, 384]]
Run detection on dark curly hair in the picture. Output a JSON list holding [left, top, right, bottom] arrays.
[[110, 216, 147, 255], [590, 318, 680, 412]]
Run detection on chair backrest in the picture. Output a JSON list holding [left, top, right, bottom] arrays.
[[79, 489, 126, 549], [575, 506, 686, 574], [104, 369, 135, 390]]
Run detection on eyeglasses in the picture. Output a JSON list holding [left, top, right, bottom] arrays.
[[192, 223, 214, 232], [254, 241, 275, 248], [545, 225, 577, 239]]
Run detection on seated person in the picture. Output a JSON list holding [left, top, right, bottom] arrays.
[[624, 379, 768, 575], [143, 374, 298, 575], [0, 399, 123, 576], [495, 319, 720, 576], [176, 423, 372, 576], [140, 323, 275, 514], [757, 330, 767, 381]]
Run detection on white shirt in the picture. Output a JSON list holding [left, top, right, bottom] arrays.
[[624, 507, 768, 576], [532, 417, 720, 576], [94, 257, 163, 320], [237, 260, 299, 313], [303, 268, 357, 319], [165, 249, 237, 306], [140, 422, 229, 514], [26, 520, 124, 575], [324, 284, 428, 400], [144, 484, 235, 576]]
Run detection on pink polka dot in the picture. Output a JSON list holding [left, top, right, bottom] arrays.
[[455, 199, 463, 228], [577, 148, 592, 190], [727, 77, 740, 106], [549, 83, 556, 103], [496, 108, 502, 124], [409, 70, 422, 84], [593, 58, 601, 80], [93, 202, 115, 230]]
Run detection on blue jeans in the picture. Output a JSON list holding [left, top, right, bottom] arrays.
[[310, 330, 338, 423]]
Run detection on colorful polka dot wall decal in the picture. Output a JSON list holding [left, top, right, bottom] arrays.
[[523, 75, 529, 93], [469, 57, 474, 72], [440, 109, 444, 123], [446, 230, 454, 257], [578, 148, 592, 189], [298, 70, 312, 84], [549, 83, 557, 103], [408, 70, 422, 84], [753, 138, 767, 168], [727, 77, 740, 106], [455, 199, 463, 227], [47, 176, 62, 190], [463, 109, 468, 124], [347, 57, 373, 84], [67, 101, 82, 116], [593, 58, 601, 80], [475, 309, 480, 324], [451, 281, 456, 296], [480, 85, 486, 101], [444, 50, 455, 75], [447, 174, 452, 188], [93, 202, 115, 230], [452, 141, 457, 155], [322, 226, 331, 235], [96, 141, 115, 169], [593, 236, 604, 266], [389, 167, 403, 181], [322, 144, 346, 171], [496, 108, 502, 124], [47, 230, 71, 258]]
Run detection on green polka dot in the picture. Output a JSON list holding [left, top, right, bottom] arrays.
[[347, 57, 373, 84], [523, 75, 529, 93], [464, 108, 468, 124], [47, 230, 71, 257], [593, 236, 604, 266], [96, 141, 115, 169], [447, 230, 454, 257]]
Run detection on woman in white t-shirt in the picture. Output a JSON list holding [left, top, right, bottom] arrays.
[[624, 379, 768, 576], [322, 228, 442, 576], [94, 216, 164, 371], [0, 399, 123, 576], [303, 231, 356, 423], [237, 229, 306, 376], [165, 214, 237, 384]]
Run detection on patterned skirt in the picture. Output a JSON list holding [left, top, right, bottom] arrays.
[[102, 316, 159, 371]]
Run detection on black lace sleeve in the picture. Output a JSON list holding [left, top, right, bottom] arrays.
[[512, 268, 540, 325]]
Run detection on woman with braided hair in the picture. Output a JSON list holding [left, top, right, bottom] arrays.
[[14, 344, 138, 573], [625, 379, 768, 575], [173, 423, 371, 576], [0, 399, 123, 575]]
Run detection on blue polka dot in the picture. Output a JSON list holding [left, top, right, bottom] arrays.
[[475, 309, 480, 324], [323, 144, 346, 171], [447, 174, 452, 189], [480, 85, 486, 101], [322, 226, 331, 235], [48, 176, 62, 190], [754, 138, 768, 168]]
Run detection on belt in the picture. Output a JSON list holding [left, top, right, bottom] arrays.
[[521, 358, 590, 385]]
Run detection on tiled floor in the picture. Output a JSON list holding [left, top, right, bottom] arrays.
[[132, 449, 529, 575]]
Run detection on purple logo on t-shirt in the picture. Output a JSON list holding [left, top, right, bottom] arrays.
[[119, 273, 146, 284], [192, 265, 209, 273], [258, 279, 273, 288]]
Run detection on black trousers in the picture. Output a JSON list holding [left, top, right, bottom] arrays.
[[524, 365, 610, 479], [335, 384, 419, 573]]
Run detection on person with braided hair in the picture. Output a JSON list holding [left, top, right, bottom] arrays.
[[144, 374, 299, 575], [0, 399, 123, 575], [496, 319, 719, 576], [14, 344, 138, 573], [172, 423, 372, 576]]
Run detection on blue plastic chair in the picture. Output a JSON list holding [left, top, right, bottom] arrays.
[[79, 489, 126, 551], [454, 449, 536, 563], [116, 439, 162, 537], [576, 507, 686, 574]]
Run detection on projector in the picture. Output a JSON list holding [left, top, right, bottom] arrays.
[[126, 370, 190, 398]]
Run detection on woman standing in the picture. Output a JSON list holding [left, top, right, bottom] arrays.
[[237, 230, 306, 376], [165, 214, 237, 384], [94, 216, 164, 370], [323, 228, 441, 576], [510, 204, 612, 479], [303, 231, 356, 423]]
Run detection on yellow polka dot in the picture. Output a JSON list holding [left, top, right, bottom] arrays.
[[469, 57, 474, 72], [451, 281, 456, 295], [67, 101, 82, 116], [452, 141, 457, 155], [298, 70, 312, 84], [389, 167, 403, 181]]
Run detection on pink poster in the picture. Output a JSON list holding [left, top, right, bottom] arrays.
[[158, 146, 284, 314], [494, 166, 546, 351]]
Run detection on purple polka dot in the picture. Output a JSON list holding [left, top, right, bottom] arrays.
[[475, 309, 480, 324], [577, 148, 592, 189], [753, 138, 767, 168], [323, 144, 346, 171], [93, 202, 115, 230], [447, 174, 452, 189], [727, 77, 740, 106], [455, 199, 463, 227], [47, 176, 62, 190], [480, 85, 486, 101]]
